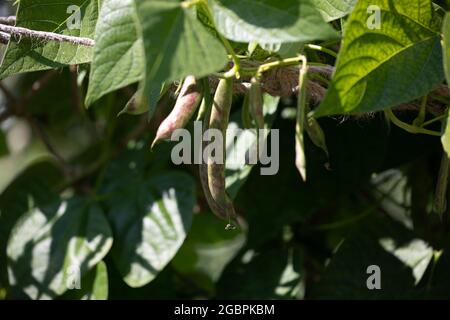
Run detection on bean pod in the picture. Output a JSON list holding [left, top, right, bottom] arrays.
[[151, 76, 201, 147], [249, 77, 265, 129], [206, 78, 236, 222]]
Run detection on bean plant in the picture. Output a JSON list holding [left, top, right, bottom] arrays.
[[0, 0, 450, 300]]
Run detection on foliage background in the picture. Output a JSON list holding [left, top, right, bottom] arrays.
[[0, 0, 450, 300]]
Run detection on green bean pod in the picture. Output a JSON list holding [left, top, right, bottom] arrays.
[[249, 77, 265, 129], [306, 113, 329, 158], [198, 92, 227, 219], [207, 78, 236, 222], [151, 76, 201, 148]]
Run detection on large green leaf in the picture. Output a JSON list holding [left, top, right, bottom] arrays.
[[217, 246, 304, 299], [309, 216, 434, 299], [171, 214, 246, 293], [0, 142, 53, 195], [314, 0, 444, 116], [134, 0, 228, 115], [7, 196, 113, 299], [210, 0, 337, 44], [60, 261, 108, 300], [0, 162, 62, 293], [442, 13, 450, 157], [85, 0, 144, 107], [311, 0, 356, 22], [0, 0, 98, 79], [103, 169, 196, 287]]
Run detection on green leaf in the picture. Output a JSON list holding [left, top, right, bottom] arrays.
[[7, 196, 113, 299], [442, 13, 450, 157], [172, 214, 246, 293], [309, 216, 434, 299], [134, 0, 228, 115], [104, 170, 196, 287], [311, 0, 356, 22], [0, 142, 53, 195], [314, 0, 444, 117], [60, 261, 108, 300], [85, 0, 144, 107], [0, 0, 98, 79], [210, 0, 337, 44], [217, 246, 304, 299], [0, 161, 62, 293]]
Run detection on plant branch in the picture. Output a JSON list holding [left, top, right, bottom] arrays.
[[0, 24, 94, 47], [0, 31, 9, 44], [422, 114, 447, 127], [0, 16, 16, 25], [385, 109, 441, 137], [305, 44, 338, 58]]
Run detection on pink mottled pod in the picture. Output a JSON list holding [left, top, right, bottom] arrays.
[[151, 76, 201, 148]]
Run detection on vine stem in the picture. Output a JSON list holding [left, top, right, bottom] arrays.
[[422, 114, 447, 127], [413, 95, 428, 126], [305, 44, 338, 58], [0, 16, 16, 25], [0, 24, 95, 47], [385, 109, 441, 136], [257, 56, 306, 76]]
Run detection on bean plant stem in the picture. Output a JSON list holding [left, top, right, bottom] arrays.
[[305, 44, 338, 58], [0, 16, 16, 25], [0, 24, 95, 47], [414, 95, 428, 126], [385, 109, 441, 136], [422, 114, 447, 127]]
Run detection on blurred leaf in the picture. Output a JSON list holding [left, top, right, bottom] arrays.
[[217, 246, 304, 299], [103, 169, 196, 287], [309, 215, 433, 299], [7, 197, 113, 299], [0, 0, 98, 78], [107, 259, 177, 299], [85, 0, 144, 107], [134, 0, 227, 115], [311, 0, 356, 22], [315, 0, 444, 116], [60, 261, 108, 300], [210, 0, 337, 44], [371, 169, 413, 229], [171, 214, 246, 293], [0, 161, 62, 293]]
